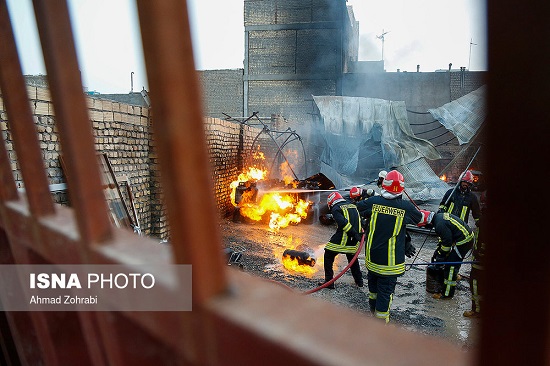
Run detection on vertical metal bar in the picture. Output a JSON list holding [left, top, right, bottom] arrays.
[[136, 0, 226, 303], [31, 0, 112, 244], [0, 0, 55, 217]]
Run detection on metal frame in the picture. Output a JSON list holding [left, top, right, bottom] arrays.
[[224, 112, 307, 180]]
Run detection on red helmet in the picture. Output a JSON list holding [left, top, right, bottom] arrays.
[[349, 187, 363, 200], [327, 192, 345, 209], [460, 170, 474, 184], [381, 170, 405, 194]]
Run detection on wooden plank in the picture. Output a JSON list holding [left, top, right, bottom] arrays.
[[0, 0, 55, 217], [136, 0, 227, 303], [31, 0, 112, 244]]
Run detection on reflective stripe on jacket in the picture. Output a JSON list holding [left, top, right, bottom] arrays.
[[433, 212, 474, 255], [325, 202, 362, 254], [358, 196, 422, 276]]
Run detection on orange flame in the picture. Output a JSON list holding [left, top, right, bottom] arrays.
[[239, 192, 309, 231], [231, 165, 310, 231], [276, 237, 319, 276], [230, 167, 267, 206], [253, 150, 265, 161], [281, 255, 317, 276], [440, 174, 447, 182]]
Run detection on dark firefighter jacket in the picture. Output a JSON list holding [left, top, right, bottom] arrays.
[[325, 201, 362, 254], [356, 195, 422, 276], [432, 212, 474, 256], [439, 188, 481, 225]]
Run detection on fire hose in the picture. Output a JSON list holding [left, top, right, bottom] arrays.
[[302, 232, 366, 295], [264, 233, 366, 294], [267, 230, 476, 293]]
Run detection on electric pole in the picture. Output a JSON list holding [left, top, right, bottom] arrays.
[[468, 39, 477, 70], [376, 29, 390, 61]]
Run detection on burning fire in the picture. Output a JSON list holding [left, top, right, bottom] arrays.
[[281, 254, 317, 276], [230, 166, 311, 231], [440, 174, 447, 182], [230, 167, 267, 206], [277, 237, 319, 276]]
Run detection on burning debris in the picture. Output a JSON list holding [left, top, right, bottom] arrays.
[[230, 165, 314, 231], [280, 244, 319, 276], [282, 249, 316, 267]]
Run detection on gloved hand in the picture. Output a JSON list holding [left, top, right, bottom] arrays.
[[319, 214, 335, 225], [349, 229, 363, 243], [405, 241, 416, 258], [437, 208, 445, 214]]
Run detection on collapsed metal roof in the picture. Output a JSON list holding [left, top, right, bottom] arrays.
[[429, 85, 486, 145], [313, 95, 448, 201]]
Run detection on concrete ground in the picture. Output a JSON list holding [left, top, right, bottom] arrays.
[[219, 199, 480, 351]]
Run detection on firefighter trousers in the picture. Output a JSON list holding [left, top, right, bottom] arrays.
[[323, 249, 363, 285], [367, 271, 397, 323], [468, 267, 483, 313]]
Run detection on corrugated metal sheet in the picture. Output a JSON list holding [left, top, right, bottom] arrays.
[[429, 85, 487, 145]]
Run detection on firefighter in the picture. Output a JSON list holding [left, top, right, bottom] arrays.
[[319, 192, 364, 289], [349, 186, 367, 202], [427, 211, 475, 299], [365, 170, 414, 266], [439, 170, 481, 227], [376, 170, 388, 189], [356, 170, 431, 323], [360, 170, 388, 199], [464, 190, 487, 317]]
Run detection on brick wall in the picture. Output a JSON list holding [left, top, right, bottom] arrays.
[[198, 69, 244, 120], [204, 117, 261, 218], [0, 85, 261, 241], [450, 70, 487, 100]]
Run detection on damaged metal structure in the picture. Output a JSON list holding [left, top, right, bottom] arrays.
[[312, 89, 486, 202]]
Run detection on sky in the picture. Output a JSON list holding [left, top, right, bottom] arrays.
[[6, 0, 487, 94]]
